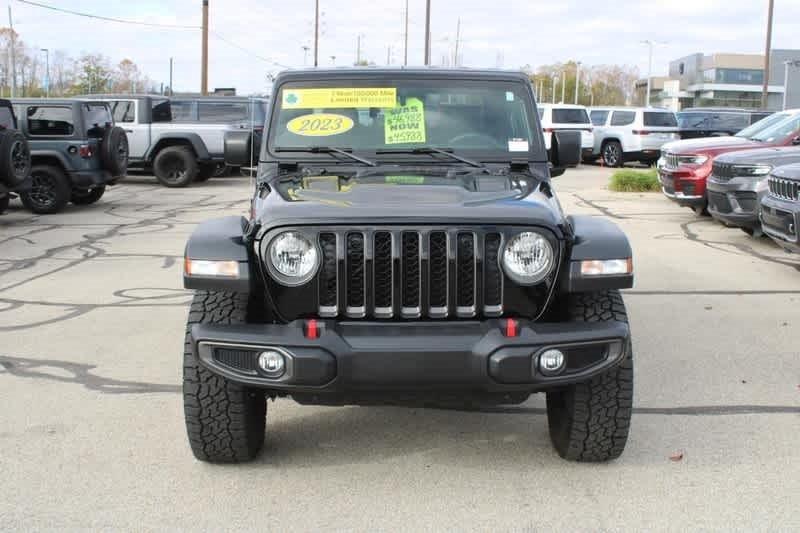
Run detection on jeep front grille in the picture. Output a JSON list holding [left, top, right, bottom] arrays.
[[315, 227, 507, 319], [711, 161, 734, 182], [768, 176, 799, 202], [664, 152, 680, 169]]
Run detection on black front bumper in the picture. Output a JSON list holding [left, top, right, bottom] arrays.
[[706, 177, 764, 229], [760, 195, 800, 252], [190, 319, 630, 400]]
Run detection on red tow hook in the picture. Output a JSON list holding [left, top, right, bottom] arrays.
[[503, 318, 519, 338], [305, 319, 320, 340]]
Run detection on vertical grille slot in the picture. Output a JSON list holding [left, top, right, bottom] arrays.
[[401, 232, 421, 317], [373, 232, 393, 317], [318, 233, 338, 317], [346, 232, 365, 317], [483, 233, 502, 315], [428, 231, 448, 317], [456, 232, 476, 316]]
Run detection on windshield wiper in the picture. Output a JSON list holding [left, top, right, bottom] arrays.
[[275, 146, 377, 167], [376, 147, 485, 168]]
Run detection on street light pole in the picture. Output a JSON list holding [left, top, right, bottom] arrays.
[[313, 0, 320, 67], [561, 71, 565, 103], [40, 48, 49, 98], [642, 40, 654, 106], [424, 0, 431, 65], [762, 0, 775, 109], [552, 75, 558, 104], [201, 0, 209, 96], [575, 61, 581, 104], [403, 0, 409, 66]]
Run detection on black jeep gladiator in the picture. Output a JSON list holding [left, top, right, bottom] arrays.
[[182, 68, 635, 463]]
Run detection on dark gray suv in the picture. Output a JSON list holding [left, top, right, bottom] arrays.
[[12, 99, 128, 214], [707, 146, 800, 237], [0, 98, 32, 215]]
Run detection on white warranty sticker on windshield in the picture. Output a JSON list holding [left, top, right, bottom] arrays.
[[508, 138, 529, 152]]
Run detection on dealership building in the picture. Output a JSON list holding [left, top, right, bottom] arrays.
[[636, 49, 800, 111]]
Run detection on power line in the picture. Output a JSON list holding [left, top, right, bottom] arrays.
[[15, 0, 289, 68], [16, 0, 201, 29]]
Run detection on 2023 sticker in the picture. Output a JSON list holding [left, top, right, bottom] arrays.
[[286, 113, 355, 136]]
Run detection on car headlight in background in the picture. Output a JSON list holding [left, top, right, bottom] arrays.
[[734, 164, 772, 176], [677, 155, 709, 165], [502, 231, 554, 285], [267, 231, 319, 286]]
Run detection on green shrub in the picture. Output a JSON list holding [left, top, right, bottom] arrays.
[[608, 169, 660, 192]]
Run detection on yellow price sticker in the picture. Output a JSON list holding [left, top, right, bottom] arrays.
[[283, 88, 397, 109], [286, 113, 354, 137], [385, 97, 426, 144]]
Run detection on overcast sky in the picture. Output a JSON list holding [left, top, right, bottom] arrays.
[[10, 0, 800, 94]]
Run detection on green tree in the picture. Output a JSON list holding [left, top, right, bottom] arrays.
[[75, 53, 112, 94]]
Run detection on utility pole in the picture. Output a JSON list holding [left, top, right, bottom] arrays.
[[453, 18, 461, 67], [313, 0, 320, 67], [424, 0, 431, 65], [201, 0, 209, 95], [8, 6, 17, 98], [561, 71, 565, 103], [41, 48, 49, 98], [575, 61, 581, 104], [403, 0, 409, 66], [761, 0, 775, 109], [169, 57, 173, 96]]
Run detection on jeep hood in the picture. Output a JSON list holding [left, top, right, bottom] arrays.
[[257, 173, 565, 229]]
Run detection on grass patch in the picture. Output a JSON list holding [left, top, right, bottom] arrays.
[[608, 169, 660, 192]]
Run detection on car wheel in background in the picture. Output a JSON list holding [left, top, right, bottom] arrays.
[[100, 126, 129, 178], [70, 185, 106, 205], [153, 146, 198, 188], [602, 141, 623, 168], [20, 165, 71, 214], [0, 130, 32, 188]]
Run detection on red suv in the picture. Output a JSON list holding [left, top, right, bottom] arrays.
[[659, 110, 800, 214]]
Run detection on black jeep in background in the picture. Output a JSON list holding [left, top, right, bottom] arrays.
[[11, 99, 128, 214], [677, 107, 773, 139], [0, 98, 32, 215], [182, 68, 636, 464]]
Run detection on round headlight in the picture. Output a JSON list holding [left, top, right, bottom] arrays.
[[502, 232, 554, 285], [267, 231, 319, 286]]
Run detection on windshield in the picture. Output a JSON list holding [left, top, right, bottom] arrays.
[[269, 79, 538, 160], [678, 111, 747, 131], [735, 112, 790, 138], [749, 113, 800, 143]]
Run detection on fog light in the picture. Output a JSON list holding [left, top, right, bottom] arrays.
[[258, 350, 286, 378], [538, 349, 566, 376]]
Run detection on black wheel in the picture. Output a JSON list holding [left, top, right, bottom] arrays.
[[741, 226, 764, 238], [0, 130, 32, 188], [0, 193, 9, 214], [194, 164, 215, 182], [100, 126, 129, 177], [153, 146, 198, 188], [546, 290, 633, 462], [602, 141, 623, 168], [70, 185, 106, 205], [183, 291, 267, 463], [20, 165, 71, 214]]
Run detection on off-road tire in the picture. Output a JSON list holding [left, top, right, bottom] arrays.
[[194, 164, 215, 182], [183, 291, 267, 463], [70, 186, 106, 205], [153, 146, 198, 188], [602, 140, 624, 168], [20, 165, 71, 214], [0, 193, 9, 214], [0, 130, 31, 188], [100, 126, 129, 177], [546, 290, 633, 462]]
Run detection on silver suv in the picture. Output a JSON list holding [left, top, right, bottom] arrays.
[[589, 107, 679, 167], [88, 95, 264, 187]]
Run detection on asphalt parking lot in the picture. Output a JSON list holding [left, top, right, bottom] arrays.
[[1, 166, 799, 531]]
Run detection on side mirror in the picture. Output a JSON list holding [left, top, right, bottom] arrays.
[[224, 130, 255, 166], [549, 130, 581, 176]]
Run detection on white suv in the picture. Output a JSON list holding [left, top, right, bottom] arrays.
[[589, 107, 679, 167], [537, 104, 594, 163]]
